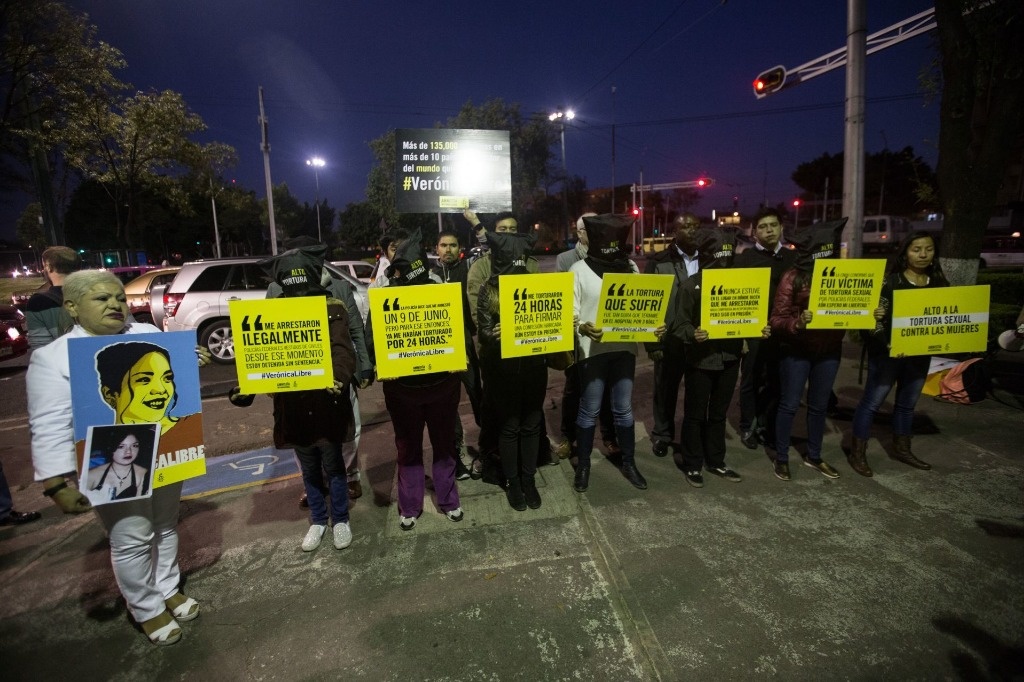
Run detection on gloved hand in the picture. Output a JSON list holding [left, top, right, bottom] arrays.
[[228, 386, 255, 407], [43, 477, 91, 513]]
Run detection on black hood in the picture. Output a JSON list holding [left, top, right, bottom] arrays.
[[695, 226, 737, 269], [786, 218, 848, 271], [387, 228, 431, 285], [487, 231, 536, 283], [582, 213, 634, 263], [259, 245, 329, 297]]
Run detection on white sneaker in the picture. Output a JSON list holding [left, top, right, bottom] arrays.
[[301, 524, 327, 551], [399, 516, 416, 531], [333, 521, 352, 549]]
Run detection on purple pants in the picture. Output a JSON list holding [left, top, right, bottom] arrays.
[[383, 375, 462, 517]]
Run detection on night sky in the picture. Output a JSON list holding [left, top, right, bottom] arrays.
[[5, 0, 940, 242]]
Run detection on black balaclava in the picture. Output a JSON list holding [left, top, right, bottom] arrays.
[[487, 231, 536, 284], [694, 226, 738, 270], [582, 213, 635, 276], [259, 244, 330, 297], [785, 218, 848, 272], [386, 228, 431, 286]]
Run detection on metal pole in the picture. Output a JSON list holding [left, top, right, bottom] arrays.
[[611, 85, 616, 213], [258, 86, 279, 255], [314, 167, 322, 243], [560, 122, 570, 245], [209, 177, 222, 259], [841, 0, 866, 258]]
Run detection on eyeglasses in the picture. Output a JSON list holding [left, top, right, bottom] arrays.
[[680, 222, 699, 229]]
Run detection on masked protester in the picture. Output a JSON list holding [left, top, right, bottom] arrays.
[[674, 227, 769, 488], [769, 219, 847, 482], [257, 245, 357, 552], [477, 231, 547, 510], [365, 229, 466, 531], [571, 214, 665, 493]]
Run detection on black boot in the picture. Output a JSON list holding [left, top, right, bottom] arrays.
[[522, 475, 541, 509], [617, 424, 647, 490], [574, 425, 596, 492], [505, 476, 527, 511]]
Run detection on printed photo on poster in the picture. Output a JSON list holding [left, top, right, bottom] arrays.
[[69, 331, 206, 488], [79, 424, 158, 506]]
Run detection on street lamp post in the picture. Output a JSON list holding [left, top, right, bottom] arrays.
[[549, 109, 575, 245], [306, 157, 325, 243]]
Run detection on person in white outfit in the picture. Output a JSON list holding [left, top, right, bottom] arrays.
[[27, 269, 209, 646]]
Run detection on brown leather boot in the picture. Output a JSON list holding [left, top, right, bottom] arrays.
[[891, 434, 931, 470], [847, 436, 873, 477]]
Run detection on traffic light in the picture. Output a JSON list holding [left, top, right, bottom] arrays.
[[792, 198, 801, 207], [632, 207, 640, 216], [696, 177, 714, 188], [753, 66, 787, 98]]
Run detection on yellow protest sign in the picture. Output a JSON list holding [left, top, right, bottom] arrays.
[[890, 285, 990, 357], [498, 272, 574, 359], [595, 273, 674, 342], [229, 297, 334, 394], [369, 283, 467, 379], [807, 258, 886, 329], [701, 268, 771, 339]]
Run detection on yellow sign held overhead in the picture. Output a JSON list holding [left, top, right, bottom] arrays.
[[595, 273, 673, 342], [807, 258, 886, 329], [890, 285, 990, 357], [369, 283, 467, 379], [230, 297, 335, 394], [701, 268, 771, 339], [498, 272, 574, 359]]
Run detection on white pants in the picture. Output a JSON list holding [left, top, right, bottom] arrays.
[[94, 482, 183, 622]]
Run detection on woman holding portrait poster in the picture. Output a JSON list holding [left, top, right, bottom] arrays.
[[27, 269, 209, 646]]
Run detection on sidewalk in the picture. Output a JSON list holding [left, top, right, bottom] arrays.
[[1, 348, 1023, 680]]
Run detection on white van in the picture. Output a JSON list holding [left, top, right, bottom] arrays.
[[861, 215, 910, 253]]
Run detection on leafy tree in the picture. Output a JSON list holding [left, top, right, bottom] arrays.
[[791, 148, 937, 220], [1, 0, 126, 242], [15, 201, 47, 247], [933, 0, 1024, 284], [61, 88, 209, 249]]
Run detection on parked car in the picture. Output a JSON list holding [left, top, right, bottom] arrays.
[[162, 257, 369, 363], [123, 267, 180, 325], [10, 282, 47, 310], [330, 260, 374, 284], [0, 303, 27, 335], [0, 318, 28, 363]]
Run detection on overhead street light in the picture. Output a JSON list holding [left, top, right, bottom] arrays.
[[306, 156, 325, 243]]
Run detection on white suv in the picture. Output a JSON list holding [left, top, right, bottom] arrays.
[[162, 257, 368, 363]]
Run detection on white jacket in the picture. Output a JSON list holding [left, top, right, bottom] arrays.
[[571, 259, 640, 361], [27, 323, 161, 481]]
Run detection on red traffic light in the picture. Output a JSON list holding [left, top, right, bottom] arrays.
[[792, 198, 801, 207], [696, 177, 714, 188], [753, 66, 787, 99], [632, 207, 640, 216]]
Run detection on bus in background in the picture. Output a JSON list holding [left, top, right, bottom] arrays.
[[642, 236, 673, 256]]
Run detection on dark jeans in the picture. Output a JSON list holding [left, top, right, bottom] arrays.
[[295, 442, 349, 525], [775, 353, 841, 462], [560, 364, 616, 445], [0, 459, 12, 519], [738, 338, 782, 436], [577, 351, 636, 429], [497, 361, 548, 480], [650, 336, 686, 444], [681, 361, 741, 472], [383, 376, 462, 516], [852, 351, 931, 438]]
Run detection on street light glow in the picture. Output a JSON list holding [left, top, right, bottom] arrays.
[[306, 157, 325, 168]]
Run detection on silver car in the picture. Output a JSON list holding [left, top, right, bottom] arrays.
[[161, 257, 368, 363]]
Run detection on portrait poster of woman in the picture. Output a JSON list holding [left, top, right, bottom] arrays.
[[79, 424, 159, 506], [69, 331, 206, 488]]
